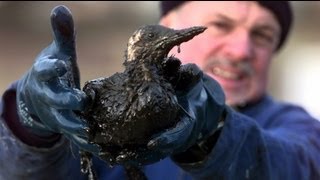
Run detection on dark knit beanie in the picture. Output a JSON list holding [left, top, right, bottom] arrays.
[[160, 1, 293, 51]]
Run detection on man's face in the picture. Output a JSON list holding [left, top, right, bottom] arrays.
[[160, 1, 281, 106]]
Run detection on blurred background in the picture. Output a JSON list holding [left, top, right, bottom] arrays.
[[0, 1, 319, 118]]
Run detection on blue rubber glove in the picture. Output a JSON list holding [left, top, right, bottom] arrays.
[[114, 62, 226, 166], [150, 63, 225, 150], [16, 5, 99, 153]]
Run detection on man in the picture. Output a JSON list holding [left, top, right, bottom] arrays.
[[0, 1, 319, 180]]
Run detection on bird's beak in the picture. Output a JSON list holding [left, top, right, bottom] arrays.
[[160, 26, 207, 54]]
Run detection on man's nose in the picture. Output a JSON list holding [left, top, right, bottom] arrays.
[[224, 30, 253, 61]]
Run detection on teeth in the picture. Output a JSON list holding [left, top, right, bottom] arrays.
[[212, 67, 239, 80]]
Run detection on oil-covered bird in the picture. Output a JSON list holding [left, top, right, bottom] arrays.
[[81, 25, 206, 178]]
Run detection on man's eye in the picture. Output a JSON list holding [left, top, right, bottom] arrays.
[[210, 21, 232, 32], [252, 30, 275, 46]]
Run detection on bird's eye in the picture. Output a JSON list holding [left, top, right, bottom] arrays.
[[147, 33, 154, 39]]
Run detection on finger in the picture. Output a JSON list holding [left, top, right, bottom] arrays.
[[44, 109, 89, 137], [32, 56, 67, 81], [162, 56, 181, 75], [176, 63, 203, 91], [33, 85, 87, 111], [50, 5, 76, 55], [50, 5, 80, 88], [65, 133, 101, 154], [147, 112, 194, 152], [38, 85, 88, 110]]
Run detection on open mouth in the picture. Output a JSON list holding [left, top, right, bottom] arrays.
[[204, 59, 253, 81], [212, 67, 244, 80]]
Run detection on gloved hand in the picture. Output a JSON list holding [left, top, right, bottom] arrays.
[[16, 5, 99, 154], [150, 62, 225, 150], [114, 59, 226, 166]]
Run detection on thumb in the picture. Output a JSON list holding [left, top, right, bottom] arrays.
[[50, 5, 76, 55]]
